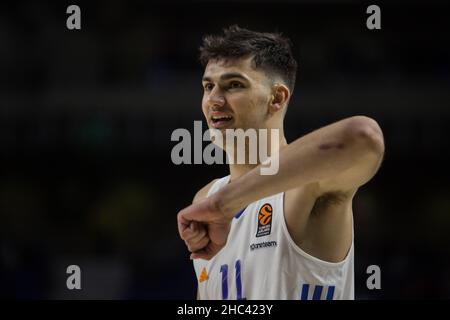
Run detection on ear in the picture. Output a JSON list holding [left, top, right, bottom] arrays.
[[269, 84, 290, 115]]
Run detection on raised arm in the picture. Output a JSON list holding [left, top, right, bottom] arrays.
[[178, 116, 384, 260], [218, 115, 384, 213]]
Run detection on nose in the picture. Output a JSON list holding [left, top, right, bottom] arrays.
[[207, 87, 225, 108]]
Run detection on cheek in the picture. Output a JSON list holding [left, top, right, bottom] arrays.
[[248, 92, 270, 116], [201, 96, 208, 116], [230, 92, 255, 109], [235, 98, 266, 127]]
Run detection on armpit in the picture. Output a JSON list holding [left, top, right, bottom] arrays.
[[311, 191, 351, 216]]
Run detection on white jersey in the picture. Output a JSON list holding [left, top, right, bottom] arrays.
[[193, 175, 354, 300]]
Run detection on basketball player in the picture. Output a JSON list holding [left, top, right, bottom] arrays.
[[177, 26, 384, 300]]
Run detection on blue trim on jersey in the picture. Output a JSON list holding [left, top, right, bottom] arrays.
[[312, 285, 323, 300], [300, 284, 336, 300], [326, 286, 335, 300], [301, 284, 309, 300], [234, 207, 247, 219]]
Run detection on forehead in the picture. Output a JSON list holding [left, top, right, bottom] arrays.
[[203, 56, 267, 82]]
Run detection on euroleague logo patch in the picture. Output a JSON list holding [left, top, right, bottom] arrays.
[[256, 203, 273, 237]]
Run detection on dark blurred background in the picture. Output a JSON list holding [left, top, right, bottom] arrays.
[[1, 0, 449, 299]]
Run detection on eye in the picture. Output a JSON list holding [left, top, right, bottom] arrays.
[[204, 83, 214, 91], [229, 81, 244, 89]]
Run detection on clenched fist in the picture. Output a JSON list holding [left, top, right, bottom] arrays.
[[177, 195, 233, 260]]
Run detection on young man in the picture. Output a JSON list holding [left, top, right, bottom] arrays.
[[177, 25, 384, 300]]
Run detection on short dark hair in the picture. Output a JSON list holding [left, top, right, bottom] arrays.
[[199, 25, 298, 93]]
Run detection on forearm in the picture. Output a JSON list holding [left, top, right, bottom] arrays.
[[215, 116, 384, 217]]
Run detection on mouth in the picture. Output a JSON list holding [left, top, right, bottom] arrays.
[[210, 115, 234, 129]]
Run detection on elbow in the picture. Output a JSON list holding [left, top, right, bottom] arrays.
[[345, 116, 385, 157]]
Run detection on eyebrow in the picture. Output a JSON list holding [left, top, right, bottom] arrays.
[[202, 72, 249, 82]]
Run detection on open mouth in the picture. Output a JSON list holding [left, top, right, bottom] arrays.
[[211, 115, 233, 128]]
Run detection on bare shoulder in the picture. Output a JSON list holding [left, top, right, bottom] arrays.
[[193, 179, 219, 204]]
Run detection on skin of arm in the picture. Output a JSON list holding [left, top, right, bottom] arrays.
[[178, 115, 384, 260]]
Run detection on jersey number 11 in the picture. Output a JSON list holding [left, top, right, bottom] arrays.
[[220, 260, 244, 300]]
